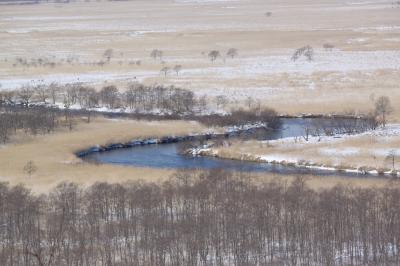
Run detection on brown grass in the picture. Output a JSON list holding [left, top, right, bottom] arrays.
[[0, 117, 392, 193], [1, 0, 399, 120], [214, 131, 400, 173], [0, 118, 206, 193]]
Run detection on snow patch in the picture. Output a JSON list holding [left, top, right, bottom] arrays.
[[319, 147, 360, 156]]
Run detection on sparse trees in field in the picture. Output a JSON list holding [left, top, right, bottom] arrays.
[[226, 48, 238, 59], [208, 50, 220, 62], [374, 96, 393, 127], [173, 64, 182, 75], [292, 45, 314, 61]]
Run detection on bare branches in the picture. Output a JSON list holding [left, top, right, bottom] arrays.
[[375, 95, 393, 127], [1, 171, 400, 265], [160, 66, 170, 77], [23, 160, 37, 178], [150, 49, 163, 60], [208, 50, 220, 62], [226, 48, 238, 59], [173, 64, 182, 75], [292, 45, 314, 62]]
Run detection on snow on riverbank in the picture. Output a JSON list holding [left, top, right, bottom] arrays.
[[209, 124, 400, 177]]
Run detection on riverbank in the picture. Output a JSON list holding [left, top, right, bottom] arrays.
[[0, 117, 393, 193], [205, 124, 400, 178], [0, 118, 207, 193]]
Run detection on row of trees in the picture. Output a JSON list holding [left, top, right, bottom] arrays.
[[0, 106, 59, 143], [0, 83, 200, 114], [1, 170, 400, 265]]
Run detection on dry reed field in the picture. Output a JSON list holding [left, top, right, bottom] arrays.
[[0, 0, 399, 192], [1, 0, 399, 118], [0, 118, 206, 193]]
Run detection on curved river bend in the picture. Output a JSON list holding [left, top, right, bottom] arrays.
[[82, 118, 372, 177]]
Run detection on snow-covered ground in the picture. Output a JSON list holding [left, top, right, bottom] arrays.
[[210, 124, 400, 176]]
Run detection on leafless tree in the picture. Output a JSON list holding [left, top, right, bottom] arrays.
[[23, 160, 37, 178], [2, 170, 400, 265], [375, 96, 393, 127], [18, 85, 35, 106], [48, 82, 60, 104], [323, 43, 335, 51], [208, 50, 220, 62], [150, 49, 163, 60], [103, 49, 114, 63], [385, 150, 398, 171], [216, 95, 228, 109], [292, 45, 314, 61], [160, 66, 170, 77], [35, 84, 49, 103], [226, 48, 238, 59], [173, 64, 182, 75], [100, 85, 119, 109]]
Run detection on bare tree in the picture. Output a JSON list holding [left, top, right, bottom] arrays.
[[100, 85, 119, 109], [173, 64, 182, 76], [48, 82, 59, 104], [18, 85, 35, 106], [150, 49, 163, 60], [35, 85, 49, 104], [385, 150, 398, 171], [226, 48, 238, 59], [323, 43, 335, 51], [216, 95, 228, 109], [246, 96, 254, 109], [208, 50, 220, 62], [292, 45, 314, 61], [265, 11, 272, 17], [160, 66, 170, 77], [103, 49, 114, 63], [375, 96, 393, 127], [23, 160, 37, 178]]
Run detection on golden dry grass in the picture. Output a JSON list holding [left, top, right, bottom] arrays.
[[1, 0, 399, 120], [0, 117, 392, 194], [213, 127, 400, 173], [0, 118, 206, 193]]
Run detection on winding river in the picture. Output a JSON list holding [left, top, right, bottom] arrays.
[[82, 118, 373, 177]]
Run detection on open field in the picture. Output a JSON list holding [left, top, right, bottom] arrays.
[[1, 0, 399, 118], [0, 118, 207, 193], [211, 123, 400, 174]]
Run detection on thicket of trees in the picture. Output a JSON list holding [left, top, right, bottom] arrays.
[[1, 170, 400, 265], [0, 106, 59, 143], [0, 83, 203, 114]]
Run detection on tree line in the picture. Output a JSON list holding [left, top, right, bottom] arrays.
[[0, 106, 59, 143], [0, 83, 214, 114], [0, 170, 399, 265]]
